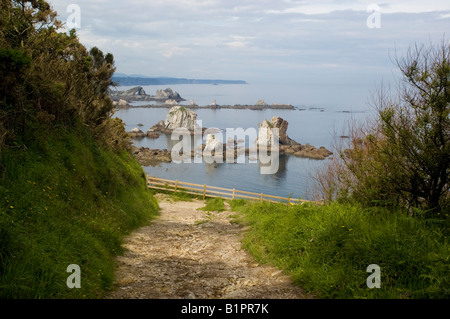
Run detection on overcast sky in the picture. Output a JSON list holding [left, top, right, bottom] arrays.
[[49, 0, 450, 86]]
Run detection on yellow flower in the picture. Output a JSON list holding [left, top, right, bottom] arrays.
[[9, 206, 13, 209]]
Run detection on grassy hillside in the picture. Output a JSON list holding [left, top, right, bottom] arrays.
[[230, 200, 449, 299], [0, 127, 158, 298]]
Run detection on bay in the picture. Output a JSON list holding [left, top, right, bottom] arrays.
[[113, 83, 373, 200]]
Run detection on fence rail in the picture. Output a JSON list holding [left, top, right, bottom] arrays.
[[146, 176, 319, 204]]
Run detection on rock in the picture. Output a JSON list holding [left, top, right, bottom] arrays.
[[164, 106, 198, 131], [204, 134, 223, 154], [132, 146, 172, 166], [147, 132, 161, 138], [257, 116, 294, 147], [111, 87, 148, 100], [256, 99, 267, 106], [165, 99, 178, 106], [110, 86, 184, 103], [256, 116, 332, 160], [156, 88, 182, 101], [128, 127, 146, 138], [130, 127, 143, 133], [122, 86, 147, 96], [211, 100, 217, 107], [284, 148, 295, 154], [190, 100, 197, 107], [116, 99, 129, 107]]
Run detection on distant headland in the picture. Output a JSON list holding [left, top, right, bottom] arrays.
[[112, 74, 247, 86]]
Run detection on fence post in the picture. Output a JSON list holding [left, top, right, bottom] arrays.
[[260, 193, 263, 203], [232, 188, 235, 199], [174, 180, 178, 193], [203, 184, 206, 200]]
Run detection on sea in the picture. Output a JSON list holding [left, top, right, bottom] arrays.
[[113, 83, 374, 200]]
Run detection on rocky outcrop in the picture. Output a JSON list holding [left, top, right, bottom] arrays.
[[128, 127, 147, 138], [164, 106, 199, 131], [110, 86, 184, 103], [257, 116, 332, 160], [256, 99, 268, 106], [113, 99, 130, 108], [257, 116, 297, 147], [280, 144, 333, 160], [126, 86, 147, 96], [204, 134, 223, 154], [110, 86, 149, 101], [155, 88, 183, 101], [148, 120, 172, 135], [132, 146, 172, 166], [165, 99, 178, 106]]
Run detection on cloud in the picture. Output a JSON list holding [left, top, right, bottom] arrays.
[[48, 0, 450, 85]]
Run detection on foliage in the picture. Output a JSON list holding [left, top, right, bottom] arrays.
[[0, 0, 126, 156], [316, 40, 450, 214]]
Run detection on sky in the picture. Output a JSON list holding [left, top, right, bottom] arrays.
[[49, 0, 450, 87]]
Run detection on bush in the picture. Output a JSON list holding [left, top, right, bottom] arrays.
[[315, 40, 450, 214]]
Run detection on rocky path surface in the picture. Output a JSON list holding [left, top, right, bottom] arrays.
[[106, 194, 307, 299]]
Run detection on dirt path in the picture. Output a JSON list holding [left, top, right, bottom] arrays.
[[106, 194, 307, 299]]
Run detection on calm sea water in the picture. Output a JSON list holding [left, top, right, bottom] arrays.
[[114, 83, 373, 200]]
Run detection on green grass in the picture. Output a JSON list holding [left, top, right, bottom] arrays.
[[233, 201, 449, 299], [198, 197, 226, 212], [0, 128, 159, 298]]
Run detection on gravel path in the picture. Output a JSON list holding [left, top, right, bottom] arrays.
[[106, 193, 307, 299]]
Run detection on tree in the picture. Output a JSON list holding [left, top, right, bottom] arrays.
[[316, 40, 450, 214], [0, 0, 123, 154], [378, 41, 450, 212]]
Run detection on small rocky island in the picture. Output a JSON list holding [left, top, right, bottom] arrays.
[[129, 106, 332, 166], [257, 116, 333, 160], [110, 86, 184, 107]]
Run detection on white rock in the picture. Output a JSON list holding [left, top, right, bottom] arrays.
[[164, 106, 198, 131], [204, 134, 223, 153], [118, 99, 128, 106], [130, 127, 143, 133], [165, 99, 178, 106]]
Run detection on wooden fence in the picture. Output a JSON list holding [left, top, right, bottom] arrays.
[[146, 176, 319, 205]]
